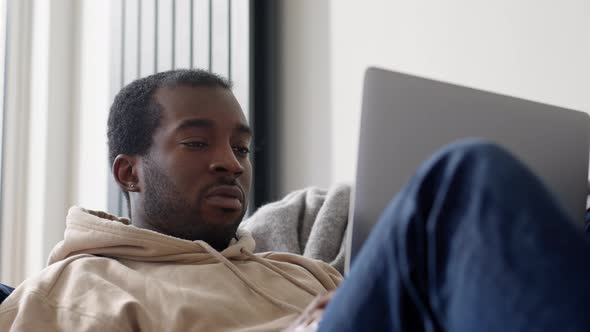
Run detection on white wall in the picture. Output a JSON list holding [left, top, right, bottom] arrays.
[[330, 0, 590, 184], [277, 0, 332, 196], [277, 0, 590, 191]]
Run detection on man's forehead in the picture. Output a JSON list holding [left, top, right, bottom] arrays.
[[152, 85, 249, 128], [155, 85, 241, 111], [153, 85, 233, 105]]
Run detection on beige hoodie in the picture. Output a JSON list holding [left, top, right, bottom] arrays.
[[0, 207, 342, 331]]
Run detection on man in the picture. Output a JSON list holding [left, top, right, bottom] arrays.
[[0, 70, 341, 331], [2, 69, 590, 331]]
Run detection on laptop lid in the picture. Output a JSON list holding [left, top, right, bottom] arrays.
[[345, 67, 590, 272]]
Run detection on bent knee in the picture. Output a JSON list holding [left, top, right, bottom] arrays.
[[416, 138, 534, 189], [437, 139, 523, 170]]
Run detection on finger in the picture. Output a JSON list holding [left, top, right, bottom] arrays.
[[315, 291, 335, 308]]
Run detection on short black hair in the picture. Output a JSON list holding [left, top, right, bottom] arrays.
[[107, 69, 232, 204]]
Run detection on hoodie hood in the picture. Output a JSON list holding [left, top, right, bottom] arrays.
[[48, 206, 256, 265]]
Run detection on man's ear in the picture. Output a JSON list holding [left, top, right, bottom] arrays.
[[112, 154, 139, 192]]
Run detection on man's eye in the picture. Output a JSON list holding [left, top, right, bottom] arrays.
[[182, 142, 208, 149], [233, 146, 251, 157]]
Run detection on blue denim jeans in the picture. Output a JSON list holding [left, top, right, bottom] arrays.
[[319, 140, 590, 332], [0, 283, 13, 304]]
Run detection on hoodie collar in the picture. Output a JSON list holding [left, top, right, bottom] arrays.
[[47, 206, 256, 265]]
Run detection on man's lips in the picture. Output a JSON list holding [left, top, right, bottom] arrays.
[[205, 185, 244, 210]]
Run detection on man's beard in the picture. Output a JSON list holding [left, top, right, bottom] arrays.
[[142, 157, 244, 251]]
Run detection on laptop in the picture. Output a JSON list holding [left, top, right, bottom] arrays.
[[345, 67, 590, 273]]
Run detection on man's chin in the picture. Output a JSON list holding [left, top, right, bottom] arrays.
[[195, 224, 242, 251]]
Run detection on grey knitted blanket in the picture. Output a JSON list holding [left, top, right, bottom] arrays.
[[240, 184, 351, 274]]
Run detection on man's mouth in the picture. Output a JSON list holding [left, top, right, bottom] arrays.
[[205, 185, 244, 210]]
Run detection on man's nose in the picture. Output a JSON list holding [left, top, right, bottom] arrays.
[[209, 146, 244, 177]]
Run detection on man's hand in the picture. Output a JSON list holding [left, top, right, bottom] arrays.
[[283, 291, 335, 332]]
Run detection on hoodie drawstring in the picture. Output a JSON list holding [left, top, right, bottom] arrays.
[[240, 249, 320, 298], [199, 241, 309, 314]]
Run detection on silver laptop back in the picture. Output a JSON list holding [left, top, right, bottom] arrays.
[[346, 67, 589, 272]]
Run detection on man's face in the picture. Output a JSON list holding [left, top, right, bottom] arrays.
[[137, 85, 252, 250]]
